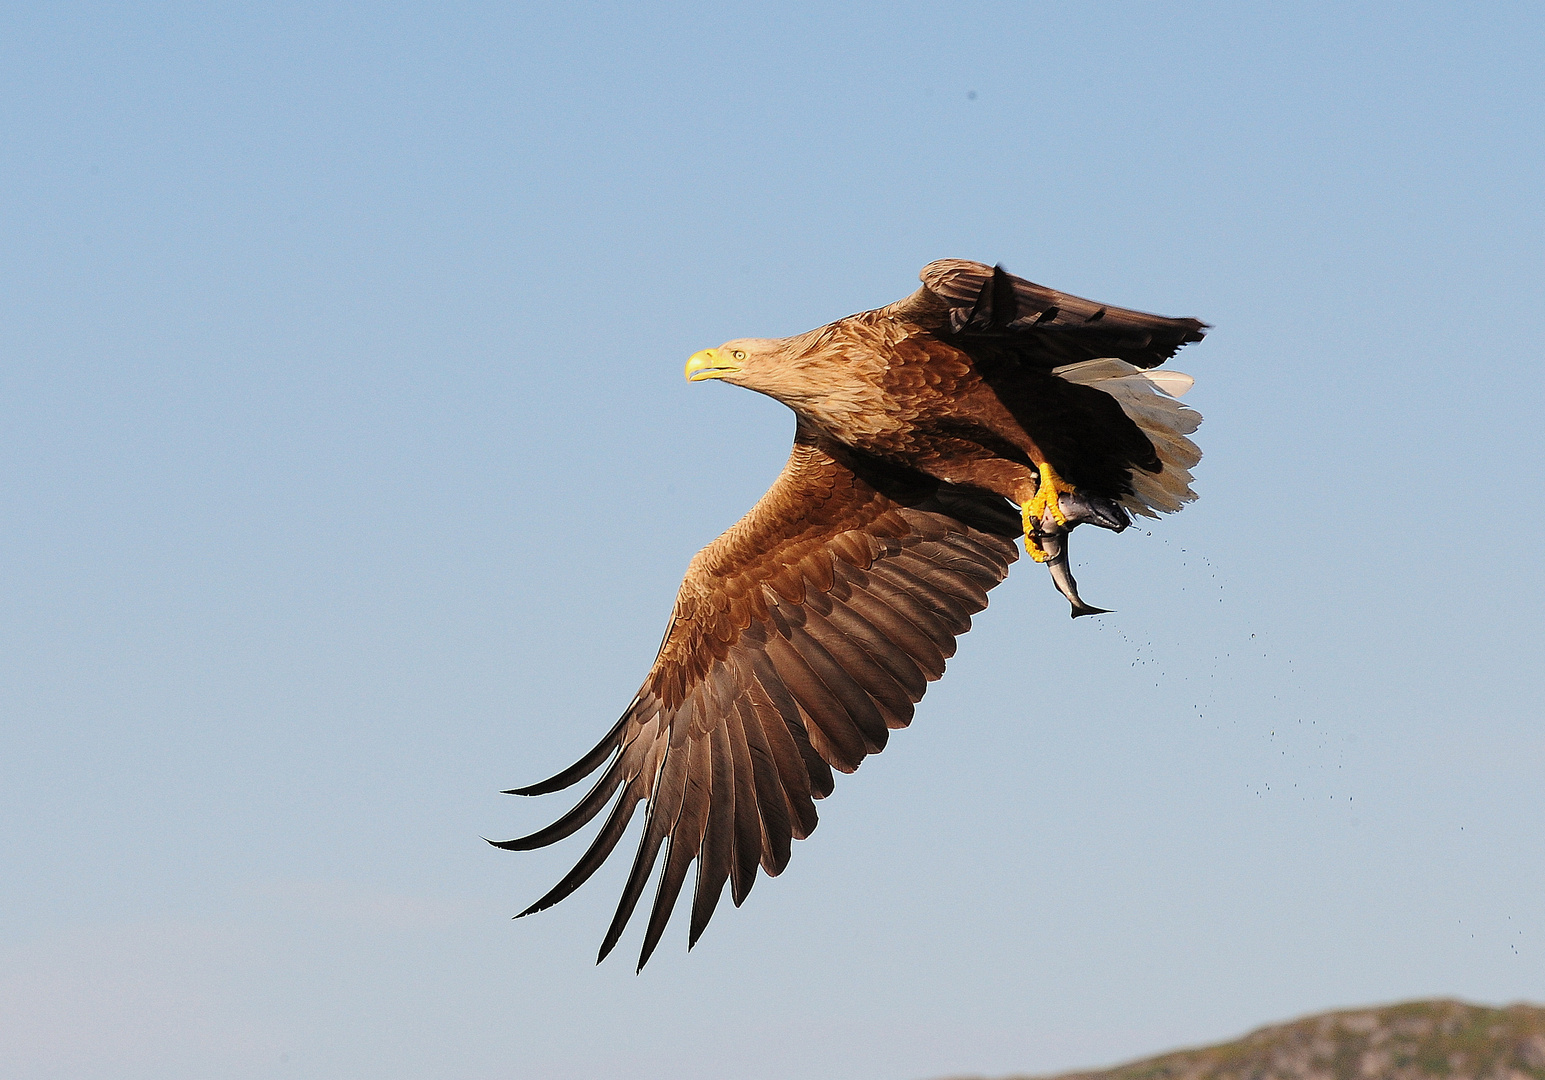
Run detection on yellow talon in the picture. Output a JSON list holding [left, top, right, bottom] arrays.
[[1021, 503, 1053, 562], [1026, 461, 1071, 528], [1020, 461, 1075, 563]]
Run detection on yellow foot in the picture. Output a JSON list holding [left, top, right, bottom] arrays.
[[1021, 503, 1052, 562], [1021, 461, 1075, 562], [1026, 461, 1072, 527]]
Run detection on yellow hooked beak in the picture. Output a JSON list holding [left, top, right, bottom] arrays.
[[685, 348, 740, 382]]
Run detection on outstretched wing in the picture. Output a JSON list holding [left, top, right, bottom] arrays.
[[494, 422, 1020, 970], [885, 259, 1207, 369]]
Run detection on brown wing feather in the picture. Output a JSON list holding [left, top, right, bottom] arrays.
[[887, 259, 1207, 369], [495, 422, 1019, 969]]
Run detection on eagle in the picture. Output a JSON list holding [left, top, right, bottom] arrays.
[[494, 260, 1206, 970]]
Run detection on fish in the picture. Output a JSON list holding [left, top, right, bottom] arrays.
[[1030, 491, 1129, 618]]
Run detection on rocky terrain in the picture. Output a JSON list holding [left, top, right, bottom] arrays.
[[961, 1000, 1545, 1080]]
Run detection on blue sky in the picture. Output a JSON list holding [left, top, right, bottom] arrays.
[[2, 4, 1541, 1079]]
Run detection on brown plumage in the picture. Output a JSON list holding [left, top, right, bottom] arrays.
[[494, 260, 1207, 969]]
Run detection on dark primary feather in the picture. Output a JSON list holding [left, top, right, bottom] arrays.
[[494, 425, 1018, 969], [689, 720, 735, 944], [722, 701, 763, 904], [503, 710, 630, 797], [893, 259, 1207, 369]]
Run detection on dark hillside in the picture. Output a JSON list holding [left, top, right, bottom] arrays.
[[948, 1000, 1545, 1080]]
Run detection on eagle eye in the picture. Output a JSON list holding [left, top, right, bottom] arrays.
[[732, 350, 746, 361]]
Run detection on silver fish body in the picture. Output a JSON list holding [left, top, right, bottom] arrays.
[[1030, 492, 1128, 618]]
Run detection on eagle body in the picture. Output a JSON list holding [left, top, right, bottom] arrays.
[[496, 261, 1206, 969], [749, 313, 1162, 508]]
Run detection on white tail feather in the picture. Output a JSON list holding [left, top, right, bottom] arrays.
[[1052, 357, 1203, 518], [1141, 370, 1194, 398]]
